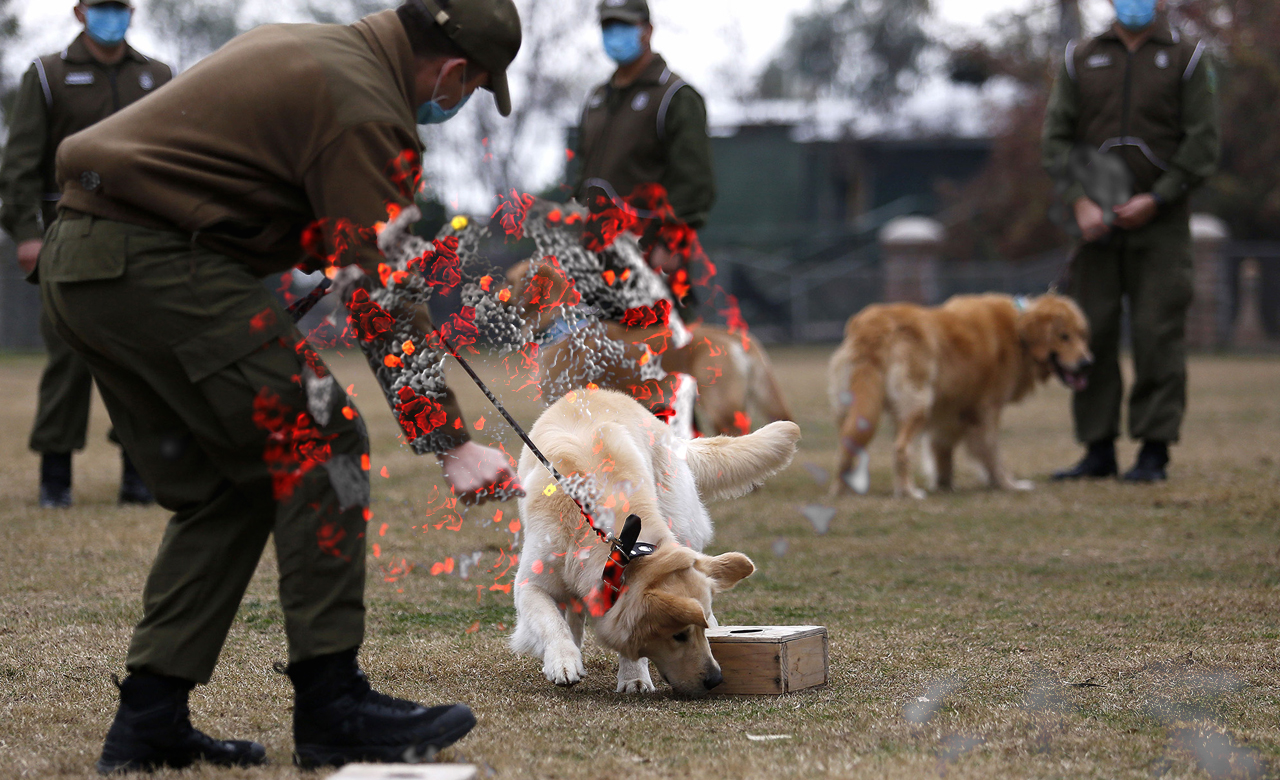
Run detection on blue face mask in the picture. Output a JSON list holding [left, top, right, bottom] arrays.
[[84, 5, 132, 47], [418, 92, 470, 125], [602, 23, 644, 65], [1114, 0, 1157, 31], [416, 62, 471, 125]]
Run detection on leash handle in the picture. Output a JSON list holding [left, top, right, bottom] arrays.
[[287, 277, 332, 322]]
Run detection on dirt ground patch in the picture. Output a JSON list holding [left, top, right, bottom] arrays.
[[1, 347, 1277, 779]]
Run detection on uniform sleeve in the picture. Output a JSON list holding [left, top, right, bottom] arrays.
[[303, 121, 471, 453], [1150, 50, 1220, 206], [153, 61, 175, 88], [1041, 59, 1086, 207], [0, 64, 52, 244], [659, 85, 716, 230]]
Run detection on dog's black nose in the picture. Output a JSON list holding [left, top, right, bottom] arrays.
[[1078, 356, 1094, 372], [703, 669, 723, 690]]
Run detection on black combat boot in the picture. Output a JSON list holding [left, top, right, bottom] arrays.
[[1123, 441, 1169, 482], [96, 673, 267, 774], [39, 452, 73, 508], [118, 452, 155, 506], [286, 648, 476, 768], [1051, 440, 1118, 480]]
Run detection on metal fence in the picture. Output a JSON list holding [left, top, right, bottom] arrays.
[[713, 246, 1069, 343], [0, 233, 42, 350]]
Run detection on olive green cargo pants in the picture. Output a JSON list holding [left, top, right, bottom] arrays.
[[29, 305, 95, 454], [39, 212, 370, 684], [1068, 213, 1194, 446]]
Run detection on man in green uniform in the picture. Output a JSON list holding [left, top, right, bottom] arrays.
[[40, 0, 522, 771], [573, 0, 716, 309], [0, 0, 169, 508], [1043, 0, 1219, 482]]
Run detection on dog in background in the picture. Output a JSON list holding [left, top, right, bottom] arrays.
[[510, 389, 800, 695], [827, 293, 1091, 499], [505, 259, 792, 435]]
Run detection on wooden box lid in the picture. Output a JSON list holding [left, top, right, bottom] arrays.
[[706, 626, 826, 643]]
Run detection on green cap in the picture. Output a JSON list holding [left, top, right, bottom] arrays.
[[82, 0, 134, 6], [598, 0, 649, 24], [415, 0, 522, 117]]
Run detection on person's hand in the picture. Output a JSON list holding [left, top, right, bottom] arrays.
[[17, 239, 42, 274], [1073, 197, 1110, 243], [648, 245, 682, 274], [438, 440, 524, 506], [1112, 193, 1158, 231]]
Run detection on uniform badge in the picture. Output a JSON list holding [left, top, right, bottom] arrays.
[[1086, 53, 1111, 68], [140, 72, 154, 90], [1154, 51, 1170, 69], [631, 92, 650, 111], [65, 71, 94, 86]]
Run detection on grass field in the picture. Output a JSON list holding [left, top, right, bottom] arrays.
[[1, 347, 1278, 779]]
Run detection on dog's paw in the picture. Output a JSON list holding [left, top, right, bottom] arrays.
[[542, 653, 585, 686], [906, 485, 927, 500], [616, 677, 656, 694], [1009, 478, 1034, 491]]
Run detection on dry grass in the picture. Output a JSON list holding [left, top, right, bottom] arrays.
[[1, 347, 1278, 779]]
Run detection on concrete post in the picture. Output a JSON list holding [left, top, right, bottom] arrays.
[[880, 216, 943, 305], [1187, 213, 1228, 349], [1232, 258, 1270, 349]]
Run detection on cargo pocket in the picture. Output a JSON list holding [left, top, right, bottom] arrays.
[[172, 309, 299, 451], [40, 213, 128, 283]]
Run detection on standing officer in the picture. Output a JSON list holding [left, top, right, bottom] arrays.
[[573, 0, 715, 310], [41, 0, 521, 771], [1043, 0, 1219, 482], [0, 0, 168, 507]]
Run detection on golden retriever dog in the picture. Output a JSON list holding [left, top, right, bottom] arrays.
[[505, 259, 792, 435], [827, 293, 1091, 499], [510, 389, 800, 695]]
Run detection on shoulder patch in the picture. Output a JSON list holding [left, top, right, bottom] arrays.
[[65, 71, 95, 86], [631, 92, 650, 111], [139, 71, 154, 91]]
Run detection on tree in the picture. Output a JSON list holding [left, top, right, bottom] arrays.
[[755, 0, 932, 109], [0, 0, 21, 135], [145, 0, 245, 72]]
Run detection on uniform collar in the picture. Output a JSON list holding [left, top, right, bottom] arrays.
[[62, 32, 149, 66], [611, 53, 670, 89], [1097, 15, 1180, 46], [353, 10, 418, 120]]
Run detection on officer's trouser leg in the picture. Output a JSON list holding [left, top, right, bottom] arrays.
[[41, 215, 369, 683], [1125, 220, 1193, 444], [28, 304, 94, 454], [1069, 238, 1126, 445]]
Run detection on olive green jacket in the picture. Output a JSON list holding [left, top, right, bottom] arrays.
[[1042, 18, 1220, 214], [55, 10, 422, 277], [573, 54, 716, 229], [0, 36, 171, 244]]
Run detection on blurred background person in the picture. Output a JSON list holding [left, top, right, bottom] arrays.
[[0, 0, 169, 507], [572, 0, 715, 315], [1043, 0, 1219, 483]]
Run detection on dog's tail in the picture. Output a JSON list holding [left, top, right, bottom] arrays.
[[684, 421, 801, 502], [743, 335, 793, 423]]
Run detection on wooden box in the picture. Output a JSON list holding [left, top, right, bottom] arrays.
[[706, 625, 829, 695]]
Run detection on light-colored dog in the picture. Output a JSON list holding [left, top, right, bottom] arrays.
[[827, 293, 1091, 499], [510, 389, 800, 695]]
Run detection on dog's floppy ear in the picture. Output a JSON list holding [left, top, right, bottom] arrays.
[[683, 421, 801, 501], [645, 591, 709, 630], [696, 552, 755, 592]]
